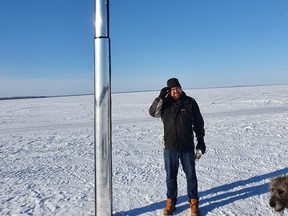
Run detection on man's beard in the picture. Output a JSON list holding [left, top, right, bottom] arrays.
[[171, 92, 182, 101]]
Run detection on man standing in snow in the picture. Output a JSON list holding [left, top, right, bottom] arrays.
[[149, 78, 206, 216]]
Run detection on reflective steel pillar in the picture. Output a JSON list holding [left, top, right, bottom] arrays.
[[94, 0, 112, 215]]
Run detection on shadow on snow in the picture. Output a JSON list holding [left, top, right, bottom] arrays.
[[114, 167, 288, 215]]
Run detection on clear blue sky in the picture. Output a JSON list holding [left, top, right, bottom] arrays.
[[0, 0, 287, 97]]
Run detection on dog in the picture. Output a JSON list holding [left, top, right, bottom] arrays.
[[269, 175, 288, 212]]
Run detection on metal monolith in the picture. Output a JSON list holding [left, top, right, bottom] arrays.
[[94, 0, 112, 215]]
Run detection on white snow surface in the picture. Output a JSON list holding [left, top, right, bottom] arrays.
[[1, 85, 288, 216]]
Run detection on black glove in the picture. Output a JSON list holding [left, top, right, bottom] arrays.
[[159, 87, 169, 100], [196, 137, 206, 154]]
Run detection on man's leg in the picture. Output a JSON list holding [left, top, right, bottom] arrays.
[[181, 151, 200, 215], [163, 149, 179, 204], [180, 151, 198, 200]]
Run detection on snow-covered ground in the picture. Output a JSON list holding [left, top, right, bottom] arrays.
[[1, 85, 288, 216]]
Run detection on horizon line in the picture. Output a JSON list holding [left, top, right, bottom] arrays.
[[1, 83, 287, 101]]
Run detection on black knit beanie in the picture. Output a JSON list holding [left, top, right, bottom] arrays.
[[167, 78, 181, 89]]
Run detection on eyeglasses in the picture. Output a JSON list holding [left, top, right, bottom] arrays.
[[170, 87, 181, 92]]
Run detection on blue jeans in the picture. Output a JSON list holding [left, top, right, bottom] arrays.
[[164, 149, 198, 204]]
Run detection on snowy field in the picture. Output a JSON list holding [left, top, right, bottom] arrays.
[[1, 85, 288, 216]]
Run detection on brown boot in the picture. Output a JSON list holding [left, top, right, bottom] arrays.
[[163, 198, 176, 215], [190, 199, 199, 216]]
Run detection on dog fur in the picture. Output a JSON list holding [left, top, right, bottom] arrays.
[[269, 175, 288, 212]]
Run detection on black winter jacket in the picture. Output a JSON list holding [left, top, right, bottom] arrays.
[[149, 91, 205, 151]]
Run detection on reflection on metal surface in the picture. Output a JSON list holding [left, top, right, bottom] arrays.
[[94, 0, 112, 215]]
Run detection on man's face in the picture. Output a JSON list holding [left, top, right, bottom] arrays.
[[170, 87, 182, 100]]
